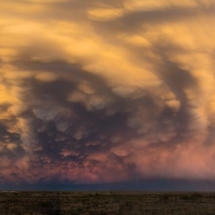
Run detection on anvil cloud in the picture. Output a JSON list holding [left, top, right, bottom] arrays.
[[0, 0, 215, 187]]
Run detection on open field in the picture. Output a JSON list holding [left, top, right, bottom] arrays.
[[1, 191, 215, 214]]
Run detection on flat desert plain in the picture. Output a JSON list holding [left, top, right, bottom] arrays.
[[0, 191, 215, 214]]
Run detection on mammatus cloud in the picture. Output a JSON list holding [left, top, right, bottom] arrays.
[[0, 0, 215, 186]]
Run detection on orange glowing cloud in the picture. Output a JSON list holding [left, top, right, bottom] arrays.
[[0, 0, 215, 186]]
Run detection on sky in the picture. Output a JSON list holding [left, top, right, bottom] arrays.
[[0, 0, 215, 190]]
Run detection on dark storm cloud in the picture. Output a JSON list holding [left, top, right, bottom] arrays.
[[0, 0, 215, 186], [1, 58, 202, 183]]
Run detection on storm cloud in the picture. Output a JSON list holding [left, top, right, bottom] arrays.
[[1, 0, 215, 187]]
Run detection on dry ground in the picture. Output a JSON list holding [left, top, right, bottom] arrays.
[[0, 191, 215, 214]]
